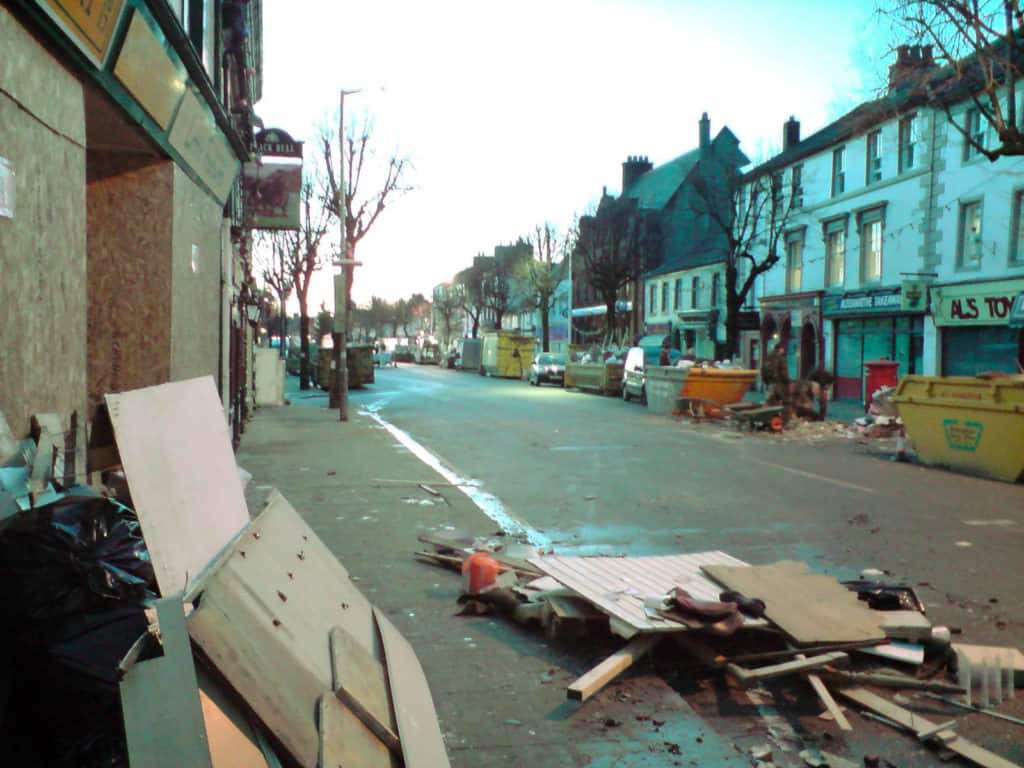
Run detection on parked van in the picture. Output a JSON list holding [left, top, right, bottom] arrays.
[[622, 343, 675, 404]]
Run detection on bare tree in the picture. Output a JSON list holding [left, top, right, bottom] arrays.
[[878, 0, 1024, 159], [572, 197, 660, 339], [689, 163, 796, 356], [456, 258, 488, 338], [521, 223, 569, 352], [432, 289, 461, 349], [407, 292, 430, 336], [288, 180, 332, 389], [254, 231, 294, 359]]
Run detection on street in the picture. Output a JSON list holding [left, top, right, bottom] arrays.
[[253, 363, 1024, 766], [348, 364, 1023, 642]]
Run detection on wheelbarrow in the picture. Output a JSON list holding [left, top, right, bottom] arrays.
[[676, 397, 784, 431]]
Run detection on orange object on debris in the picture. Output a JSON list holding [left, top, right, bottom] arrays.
[[462, 551, 500, 593]]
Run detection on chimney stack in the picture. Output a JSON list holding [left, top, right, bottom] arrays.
[[783, 116, 800, 151], [621, 155, 653, 193], [699, 112, 711, 152], [888, 43, 937, 92]]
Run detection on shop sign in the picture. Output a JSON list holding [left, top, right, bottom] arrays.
[[242, 160, 302, 230], [112, 9, 186, 129], [254, 129, 304, 159], [168, 88, 240, 204], [932, 279, 1024, 327], [1009, 293, 1024, 329], [822, 288, 903, 316], [34, 0, 126, 67]]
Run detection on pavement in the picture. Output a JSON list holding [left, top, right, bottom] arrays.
[[236, 366, 1024, 767]]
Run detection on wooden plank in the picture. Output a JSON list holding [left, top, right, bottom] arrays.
[[330, 626, 401, 755], [318, 694, 393, 768], [838, 687, 1022, 768], [373, 607, 451, 768], [796, 653, 852, 731], [725, 651, 849, 687], [822, 668, 965, 693], [879, 610, 933, 641], [703, 561, 886, 644], [188, 492, 380, 767], [120, 598, 213, 768], [567, 634, 659, 702], [106, 377, 250, 595]]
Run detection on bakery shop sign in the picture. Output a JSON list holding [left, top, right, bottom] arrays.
[[933, 279, 1024, 326]]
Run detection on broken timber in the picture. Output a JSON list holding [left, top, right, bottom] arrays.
[[796, 653, 852, 732], [837, 687, 1022, 768], [725, 651, 850, 688], [567, 635, 659, 702]]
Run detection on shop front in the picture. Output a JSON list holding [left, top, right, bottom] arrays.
[[933, 278, 1024, 375], [672, 309, 717, 359], [758, 292, 823, 381], [825, 287, 925, 402]]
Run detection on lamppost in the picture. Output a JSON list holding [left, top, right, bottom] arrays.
[[331, 88, 363, 421]]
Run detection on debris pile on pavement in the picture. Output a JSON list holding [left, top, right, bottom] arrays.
[[0, 379, 450, 767], [415, 533, 1024, 767]]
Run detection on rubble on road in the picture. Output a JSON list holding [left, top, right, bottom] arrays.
[[414, 533, 1024, 768], [0, 378, 450, 768]]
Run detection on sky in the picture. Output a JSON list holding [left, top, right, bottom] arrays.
[[256, 0, 891, 312]]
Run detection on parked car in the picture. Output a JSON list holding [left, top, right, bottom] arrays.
[[392, 345, 414, 363], [529, 352, 566, 387], [622, 346, 654, 404]]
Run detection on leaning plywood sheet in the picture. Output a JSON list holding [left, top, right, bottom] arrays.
[[702, 560, 885, 644], [188, 491, 386, 767], [197, 665, 283, 768], [120, 598, 213, 768], [373, 607, 452, 768], [526, 552, 765, 637], [106, 377, 249, 595]]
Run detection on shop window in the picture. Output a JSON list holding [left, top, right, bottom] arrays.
[[661, 281, 670, 313], [898, 114, 917, 172], [826, 228, 846, 287], [786, 235, 803, 293], [866, 130, 882, 184], [860, 217, 883, 283], [831, 147, 846, 197], [958, 200, 983, 269], [942, 326, 1020, 375]]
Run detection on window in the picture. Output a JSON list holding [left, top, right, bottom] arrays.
[[1013, 192, 1024, 265], [771, 172, 784, 217], [826, 225, 846, 287], [958, 200, 984, 268], [866, 130, 882, 184], [691, 276, 700, 309], [791, 164, 803, 208], [964, 108, 985, 160], [711, 273, 721, 306], [649, 284, 657, 314], [831, 147, 846, 197], [785, 234, 803, 293], [661, 281, 670, 313], [860, 217, 883, 283], [674, 278, 683, 308], [898, 114, 917, 172]]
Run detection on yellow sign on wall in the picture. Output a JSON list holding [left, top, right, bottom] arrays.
[[35, 0, 127, 66], [113, 9, 186, 129]]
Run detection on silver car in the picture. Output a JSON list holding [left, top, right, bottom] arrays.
[[529, 353, 565, 386]]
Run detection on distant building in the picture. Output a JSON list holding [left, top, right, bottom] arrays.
[[745, 44, 1024, 400]]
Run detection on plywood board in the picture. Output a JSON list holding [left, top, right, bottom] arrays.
[[188, 491, 379, 767], [373, 607, 451, 768], [197, 665, 275, 768], [318, 694, 393, 768], [527, 552, 764, 636], [106, 377, 249, 595], [120, 598, 212, 768], [702, 560, 886, 644], [330, 626, 401, 754]]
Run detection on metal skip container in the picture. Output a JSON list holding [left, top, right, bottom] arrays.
[[481, 331, 535, 378], [893, 375, 1024, 482]]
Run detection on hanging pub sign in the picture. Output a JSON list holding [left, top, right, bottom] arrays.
[[243, 128, 304, 230], [33, 0, 127, 67]]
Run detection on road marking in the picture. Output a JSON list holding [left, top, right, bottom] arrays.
[[550, 445, 625, 452], [962, 519, 1017, 527], [751, 460, 875, 494], [361, 407, 551, 548]]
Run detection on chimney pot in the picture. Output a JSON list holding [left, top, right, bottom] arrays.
[[699, 112, 711, 151], [783, 116, 801, 151]]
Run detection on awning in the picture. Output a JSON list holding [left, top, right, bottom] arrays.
[[571, 300, 632, 318]]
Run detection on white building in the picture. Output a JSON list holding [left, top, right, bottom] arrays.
[[745, 45, 1024, 401]]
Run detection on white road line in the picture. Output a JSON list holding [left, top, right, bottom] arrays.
[[752, 460, 876, 494], [361, 407, 551, 548]]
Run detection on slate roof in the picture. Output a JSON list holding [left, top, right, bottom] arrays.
[[623, 148, 702, 210], [644, 235, 727, 278]]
